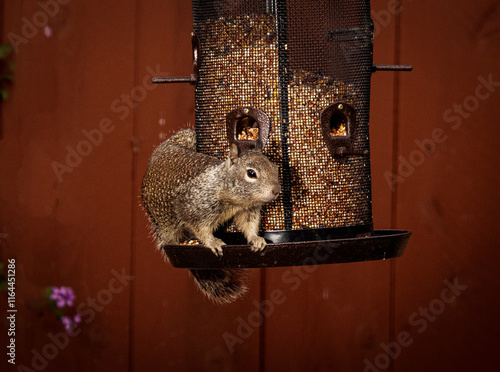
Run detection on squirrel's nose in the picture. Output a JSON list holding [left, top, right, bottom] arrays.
[[272, 184, 281, 196]]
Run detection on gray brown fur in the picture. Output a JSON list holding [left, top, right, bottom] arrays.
[[141, 129, 280, 303]]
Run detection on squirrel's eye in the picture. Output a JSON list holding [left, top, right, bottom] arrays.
[[247, 169, 257, 178]]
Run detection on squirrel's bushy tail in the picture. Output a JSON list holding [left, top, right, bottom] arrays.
[[190, 269, 248, 304]]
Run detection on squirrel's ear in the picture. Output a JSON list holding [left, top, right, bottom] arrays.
[[254, 139, 263, 152], [228, 143, 240, 163]]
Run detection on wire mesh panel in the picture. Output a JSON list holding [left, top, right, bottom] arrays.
[[193, 0, 373, 239]]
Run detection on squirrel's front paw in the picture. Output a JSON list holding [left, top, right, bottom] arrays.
[[249, 236, 267, 252], [206, 238, 225, 257]]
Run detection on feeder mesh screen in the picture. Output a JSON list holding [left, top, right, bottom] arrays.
[[192, 0, 373, 233]]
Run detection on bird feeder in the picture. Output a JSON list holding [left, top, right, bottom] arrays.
[[153, 0, 412, 268]]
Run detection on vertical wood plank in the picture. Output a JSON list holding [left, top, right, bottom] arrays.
[[393, 0, 500, 370], [1, 1, 135, 370], [261, 0, 399, 370], [131, 1, 262, 371]]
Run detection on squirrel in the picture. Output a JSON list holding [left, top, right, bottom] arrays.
[[141, 129, 281, 304]]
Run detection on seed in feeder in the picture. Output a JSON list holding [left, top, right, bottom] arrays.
[[238, 127, 260, 141], [180, 240, 200, 246], [330, 124, 347, 136]]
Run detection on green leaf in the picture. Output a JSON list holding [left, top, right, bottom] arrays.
[[44, 286, 54, 298], [0, 43, 13, 59], [1, 72, 14, 82], [0, 88, 8, 101]]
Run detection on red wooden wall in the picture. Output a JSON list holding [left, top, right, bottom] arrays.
[[1, 1, 499, 371]]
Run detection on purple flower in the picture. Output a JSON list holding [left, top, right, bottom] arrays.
[[44, 25, 53, 38], [50, 286, 76, 308], [61, 316, 73, 332], [61, 314, 82, 333], [73, 314, 81, 324]]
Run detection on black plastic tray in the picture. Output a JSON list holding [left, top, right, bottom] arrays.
[[162, 229, 411, 269]]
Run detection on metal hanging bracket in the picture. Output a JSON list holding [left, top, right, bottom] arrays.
[[152, 31, 200, 85], [152, 75, 198, 84], [372, 63, 413, 72]]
